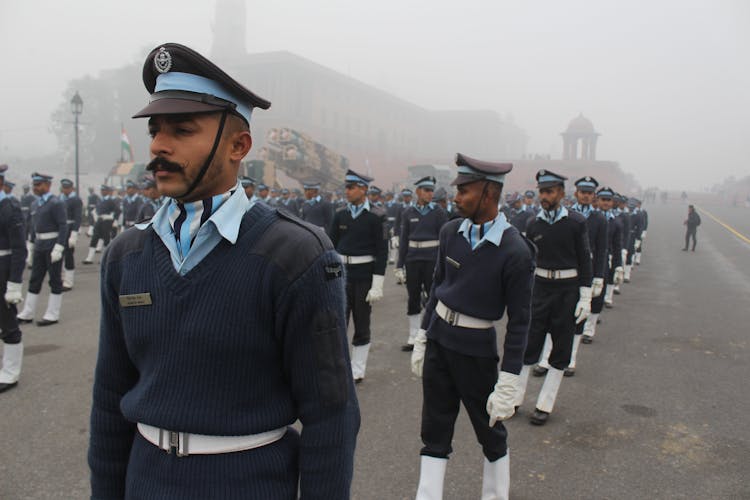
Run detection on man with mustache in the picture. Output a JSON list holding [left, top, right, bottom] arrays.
[[88, 43, 359, 500], [411, 154, 534, 500]]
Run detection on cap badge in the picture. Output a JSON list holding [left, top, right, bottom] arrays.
[[154, 47, 173, 74]]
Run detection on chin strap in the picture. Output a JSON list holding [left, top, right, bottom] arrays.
[[470, 181, 491, 222], [177, 110, 230, 200]]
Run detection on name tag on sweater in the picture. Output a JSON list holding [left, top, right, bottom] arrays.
[[119, 293, 153, 307]]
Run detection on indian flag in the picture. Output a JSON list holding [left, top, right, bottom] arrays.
[[121, 127, 134, 161]]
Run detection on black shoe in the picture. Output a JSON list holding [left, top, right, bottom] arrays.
[[532, 365, 548, 377], [581, 335, 593, 344], [401, 344, 414, 352], [614, 288, 621, 295], [36, 319, 58, 327], [62, 286, 73, 292], [604, 302, 613, 309], [564, 367, 576, 377], [597, 318, 601, 324], [354, 377, 363, 385], [624, 278, 631, 283], [82, 260, 93, 265], [0, 381, 18, 394], [530, 409, 550, 425], [17, 317, 33, 324]]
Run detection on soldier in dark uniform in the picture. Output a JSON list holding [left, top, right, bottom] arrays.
[[634, 199, 648, 265], [535, 176, 608, 376], [612, 194, 631, 296], [16, 173, 68, 326], [89, 42, 358, 500], [3, 181, 16, 198], [239, 175, 256, 201], [59, 179, 83, 291], [433, 187, 460, 220], [300, 180, 334, 232], [329, 169, 387, 383], [367, 185, 383, 208], [514, 170, 593, 425], [86, 186, 99, 236], [393, 188, 413, 281], [411, 154, 534, 499], [396, 176, 447, 351], [135, 177, 162, 222], [121, 179, 144, 230], [20, 184, 36, 238], [0, 165, 27, 393], [683, 204, 701, 251], [82, 185, 120, 264], [385, 190, 401, 265], [583, 186, 623, 342], [256, 183, 270, 204]]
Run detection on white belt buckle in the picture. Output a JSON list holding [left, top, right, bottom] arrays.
[[158, 428, 188, 457]]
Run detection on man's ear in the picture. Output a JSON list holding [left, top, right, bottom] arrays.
[[229, 131, 252, 161]]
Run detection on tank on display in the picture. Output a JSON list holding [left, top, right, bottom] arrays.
[[255, 128, 349, 191]]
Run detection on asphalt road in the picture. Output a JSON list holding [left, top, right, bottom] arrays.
[[1, 201, 748, 499]]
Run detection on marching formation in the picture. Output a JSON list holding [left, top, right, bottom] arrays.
[[0, 42, 650, 499]]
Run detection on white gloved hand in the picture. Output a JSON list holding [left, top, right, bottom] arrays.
[[112, 219, 119, 229], [394, 268, 406, 282], [410, 329, 427, 377], [25, 241, 34, 267], [50, 243, 65, 263], [635, 239, 642, 251], [365, 274, 385, 303], [87, 225, 94, 237], [641, 230, 647, 240], [574, 286, 592, 324], [591, 277, 604, 297], [68, 230, 79, 248], [4, 281, 23, 305], [614, 266, 625, 285], [621, 249, 628, 264], [487, 371, 520, 426], [390, 235, 399, 249]]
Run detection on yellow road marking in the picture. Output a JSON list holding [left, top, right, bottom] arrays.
[[695, 205, 750, 245]]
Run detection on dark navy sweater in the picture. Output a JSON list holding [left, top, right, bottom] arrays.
[[420, 219, 535, 373], [571, 208, 608, 280], [30, 194, 68, 250], [89, 203, 360, 500], [64, 194, 83, 232], [525, 212, 593, 288], [397, 205, 448, 267], [329, 206, 388, 280], [0, 196, 27, 283]]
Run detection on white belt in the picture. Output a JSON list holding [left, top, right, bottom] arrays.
[[387, 217, 396, 221], [339, 254, 375, 265], [36, 232, 59, 240], [99, 214, 114, 220], [0, 250, 11, 257], [137, 423, 287, 457], [409, 240, 439, 249], [66, 220, 76, 224], [435, 300, 494, 329], [535, 268, 578, 280]]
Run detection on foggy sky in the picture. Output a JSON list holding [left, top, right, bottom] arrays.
[[1, 0, 748, 190]]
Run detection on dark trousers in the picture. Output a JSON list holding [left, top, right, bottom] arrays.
[[346, 276, 372, 346], [63, 244, 75, 271], [405, 260, 434, 315], [90, 219, 113, 248], [420, 340, 507, 462], [592, 260, 611, 315], [524, 280, 579, 370], [28, 249, 63, 294], [0, 261, 21, 344], [685, 227, 697, 250]]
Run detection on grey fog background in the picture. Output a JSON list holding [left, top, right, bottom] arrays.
[[0, 0, 748, 190]]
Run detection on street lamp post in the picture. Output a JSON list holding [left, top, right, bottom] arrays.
[[70, 92, 83, 194]]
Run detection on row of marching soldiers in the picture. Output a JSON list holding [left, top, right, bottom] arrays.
[[320, 155, 648, 499], [0, 169, 163, 394]]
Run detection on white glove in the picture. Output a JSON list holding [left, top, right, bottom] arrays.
[[410, 329, 427, 377], [87, 225, 94, 237], [4, 281, 23, 305], [112, 220, 119, 229], [92, 212, 99, 222], [621, 249, 628, 264], [394, 268, 406, 282], [390, 235, 399, 249], [486, 371, 520, 426], [591, 277, 604, 297], [68, 230, 79, 248], [50, 243, 65, 263], [641, 230, 647, 240], [25, 242, 34, 267], [614, 266, 624, 285], [574, 286, 592, 324], [634, 239, 642, 251], [365, 274, 385, 304]]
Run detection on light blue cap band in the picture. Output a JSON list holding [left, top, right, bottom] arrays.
[[154, 72, 253, 124], [597, 189, 614, 197], [415, 180, 436, 188], [576, 181, 597, 189], [345, 174, 368, 186], [538, 174, 564, 184], [457, 165, 506, 184]]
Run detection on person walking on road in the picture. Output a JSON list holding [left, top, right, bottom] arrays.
[[683, 205, 701, 252]]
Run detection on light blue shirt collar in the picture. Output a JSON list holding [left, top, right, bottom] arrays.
[[416, 202, 435, 216], [537, 205, 568, 224], [571, 202, 593, 219], [0, 191, 7, 202], [348, 198, 370, 219], [457, 212, 510, 250], [136, 182, 250, 275]]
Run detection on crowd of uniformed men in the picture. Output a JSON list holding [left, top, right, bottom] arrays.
[[0, 42, 652, 500]]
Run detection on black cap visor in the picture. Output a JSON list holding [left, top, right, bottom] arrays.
[[537, 180, 564, 189], [451, 173, 492, 186]]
